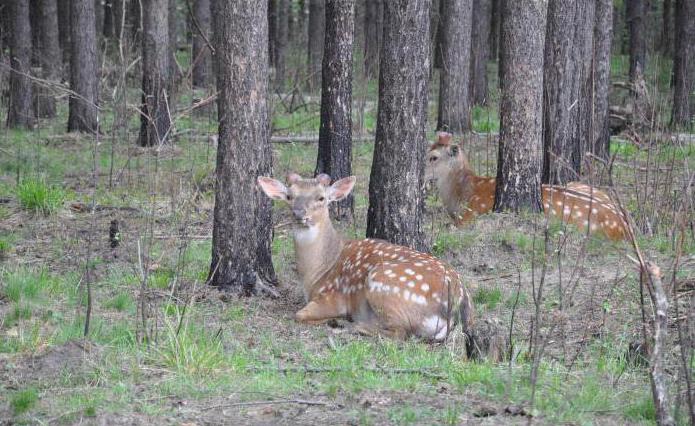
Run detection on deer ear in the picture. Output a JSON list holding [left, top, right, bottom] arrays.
[[257, 177, 289, 201], [437, 131, 452, 145], [448, 145, 460, 157], [327, 176, 356, 201], [316, 173, 332, 186]]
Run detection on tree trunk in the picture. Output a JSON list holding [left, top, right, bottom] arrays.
[[592, 0, 613, 162], [470, 0, 491, 105], [275, 0, 289, 89], [432, 0, 444, 69], [138, 0, 170, 146], [129, 0, 143, 46], [489, 0, 499, 60], [168, 0, 178, 83], [6, 0, 35, 129], [366, 0, 431, 251], [671, 0, 694, 127], [494, 0, 546, 212], [268, 0, 277, 66], [35, 0, 62, 118], [315, 0, 355, 221], [68, 0, 98, 133], [209, 0, 276, 291], [437, 0, 472, 132], [94, 0, 104, 39], [58, 0, 70, 64], [104, 0, 114, 38], [363, 0, 382, 79], [660, 0, 672, 56], [542, 0, 595, 185], [307, 0, 325, 90], [192, 0, 212, 87], [627, 0, 646, 82]]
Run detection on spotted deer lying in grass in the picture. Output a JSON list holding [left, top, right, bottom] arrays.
[[425, 132, 629, 241], [257, 173, 475, 340]]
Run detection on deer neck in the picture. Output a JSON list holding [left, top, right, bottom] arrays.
[[438, 158, 477, 215], [293, 217, 344, 300]]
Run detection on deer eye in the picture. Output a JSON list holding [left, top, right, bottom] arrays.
[[317, 196, 325, 202], [429, 156, 438, 162], [286, 194, 293, 201]]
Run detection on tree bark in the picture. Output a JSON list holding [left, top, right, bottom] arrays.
[[627, 0, 647, 82], [209, 0, 276, 291], [494, 0, 546, 212], [315, 0, 355, 222], [363, 0, 382, 79], [470, 0, 491, 105], [366, 0, 431, 251], [437, 0, 473, 132], [307, 0, 325, 90], [68, 0, 98, 133], [94, 0, 104, 39], [489, 0, 499, 61], [660, 0, 672, 56], [57, 0, 70, 63], [542, 0, 595, 185], [168, 0, 178, 83], [671, 0, 694, 128], [138, 0, 171, 146], [192, 0, 212, 87], [268, 0, 277, 66], [104, 0, 114, 38], [432, 0, 444, 69], [592, 0, 613, 162], [6, 0, 35, 129], [34, 0, 62, 118], [275, 0, 289, 89]]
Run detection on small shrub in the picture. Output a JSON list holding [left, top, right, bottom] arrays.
[[11, 387, 39, 415], [16, 178, 65, 215], [623, 396, 656, 422], [2, 268, 50, 302], [473, 287, 502, 310], [0, 238, 10, 259], [103, 293, 134, 312]]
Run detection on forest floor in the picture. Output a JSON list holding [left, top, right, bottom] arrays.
[[0, 70, 694, 424]]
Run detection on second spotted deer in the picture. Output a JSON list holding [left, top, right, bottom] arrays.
[[425, 132, 629, 240], [258, 173, 475, 340]]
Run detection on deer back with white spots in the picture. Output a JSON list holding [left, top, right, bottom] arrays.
[[426, 132, 629, 241], [258, 173, 475, 341]]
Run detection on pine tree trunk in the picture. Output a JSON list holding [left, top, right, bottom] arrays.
[[275, 0, 289, 89], [671, 0, 694, 127], [470, 0, 491, 105], [168, 0, 178, 83], [592, 0, 613, 161], [489, 0, 499, 60], [660, 0, 672, 56], [6, 0, 35, 129], [437, 0, 472, 132], [366, 0, 431, 251], [138, 0, 170, 146], [363, 0, 382, 79], [627, 0, 646, 82], [268, 0, 277, 67], [57, 0, 70, 64], [542, 0, 595, 185], [192, 0, 212, 87], [35, 0, 62, 118], [315, 0, 355, 222], [307, 0, 325, 90], [433, 0, 444, 69], [209, 0, 276, 291], [68, 0, 98, 133], [494, 0, 546, 212]]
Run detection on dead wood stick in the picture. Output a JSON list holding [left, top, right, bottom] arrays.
[[203, 398, 337, 411], [246, 366, 446, 380]]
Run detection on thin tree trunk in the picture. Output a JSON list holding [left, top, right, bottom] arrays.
[[104, 0, 114, 38], [470, 0, 491, 105], [268, 0, 277, 66], [57, 0, 70, 64], [35, 0, 62, 118], [494, 0, 546, 212], [671, 0, 694, 127], [6, 0, 35, 129], [627, 0, 646, 82], [138, 0, 170, 146], [275, 0, 289, 89], [94, 0, 104, 38], [437, 0, 473, 132], [209, 0, 276, 291], [315, 0, 355, 221], [542, 0, 595, 185], [192, 0, 212, 87], [433, 0, 444, 69], [363, 0, 382, 79], [592, 0, 613, 162], [366, 0, 431, 251], [168, 0, 178, 84], [489, 0, 499, 61], [660, 0, 672, 56], [68, 0, 98, 133], [307, 0, 325, 90]]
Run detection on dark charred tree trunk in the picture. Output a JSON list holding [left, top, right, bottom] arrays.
[[112, 0, 124, 39], [470, 0, 491, 105], [433, 0, 444, 69], [35, 0, 62, 118], [129, 0, 142, 46], [104, 0, 114, 38], [542, 0, 595, 185], [268, 0, 277, 66], [58, 0, 70, 63], [494, 0, 546, 212], [275, 0, 289, 89], [192, 0, 212, 87], [94, 0, 104, 39], [627, 0, 646, 82], [209, 0, 276, 291], [29, 0, 40, 66], [315, 0, 355, 221], [671, 0, 694, 127], [6, 0, 35, 129], [138, 0, 170, 146], [168, 0, 178, 83], [68, 0, 98, 133], [489, 0, 499, 60], [363, 0, 382, 79], [437, 0, 472, 132], [660, 0, 672, 56], [366, 0, 431, 252], [307, 0, 325, 90], [592, 0, 613, 161]]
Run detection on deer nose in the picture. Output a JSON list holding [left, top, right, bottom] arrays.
[[292, 207, 306, 219]]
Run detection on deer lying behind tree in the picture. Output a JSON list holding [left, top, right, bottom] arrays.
[[425, 132, 629, 241], [258, 173, 475, 340]]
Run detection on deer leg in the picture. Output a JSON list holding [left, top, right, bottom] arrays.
[[353, 322, 407, 340], [295, 300, 345, 325]]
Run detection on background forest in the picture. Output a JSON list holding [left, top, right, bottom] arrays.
[[0, 0, 693, 424]]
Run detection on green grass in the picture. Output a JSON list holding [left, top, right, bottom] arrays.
[[103, 292, 135, 312], [473, 287, 503, 310], [11, 387, 39, 415], [1, 267, 52, 303], [471, 105, 500, 133], [16, 177, 66, 215]]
